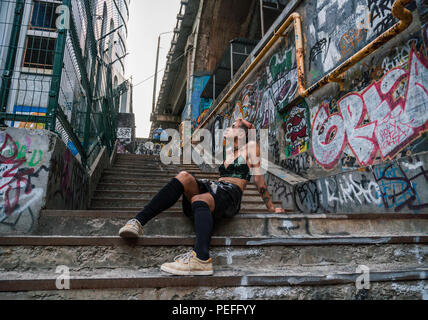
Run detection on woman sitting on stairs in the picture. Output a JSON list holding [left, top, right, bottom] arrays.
[[119, 119, 285, 276]]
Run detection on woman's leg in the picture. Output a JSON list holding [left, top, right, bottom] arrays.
[[134, 171, 200, 226], [160, 192, 216, 276], [191, 193, 215, 261], [120, 171, 201, 238]]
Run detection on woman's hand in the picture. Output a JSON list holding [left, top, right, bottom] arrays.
[[269, 207, 286, 213]]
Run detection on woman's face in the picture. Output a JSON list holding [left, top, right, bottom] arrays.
[[224, 120, 246, 140]]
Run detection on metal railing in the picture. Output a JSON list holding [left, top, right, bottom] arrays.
[[0, 0, 123, 169]]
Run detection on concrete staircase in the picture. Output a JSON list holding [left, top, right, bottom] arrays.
[[0, 154, 427, 299]]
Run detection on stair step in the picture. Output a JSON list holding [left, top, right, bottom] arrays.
[[112, 162, 204, 169], [1, 267, 426, 294], [109, 167, 204, 174], [37, 210, 428, 237], [92, 193, 264, 202], [2, 235, 426, 272], [88, 200, 279, 211], [93, 189, 261, 197], [2, 235, 427, 246], [99, 177, 258, 186], [96, 183, 258, 191], [90, 197, 280, 204], [102, 171, 220, 178]]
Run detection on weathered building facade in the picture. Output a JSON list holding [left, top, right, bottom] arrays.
[[0, 0, 134, 154]]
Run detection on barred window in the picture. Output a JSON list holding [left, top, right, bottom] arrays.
[[23, 1, 62, 71], [30, 0, 61, 31], [23, 35, 56, 69]]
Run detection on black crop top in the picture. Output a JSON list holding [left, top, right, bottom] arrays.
[[219, 155, 251, 181]]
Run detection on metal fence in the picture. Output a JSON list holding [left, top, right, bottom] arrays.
[[0, 0, 121, 169]]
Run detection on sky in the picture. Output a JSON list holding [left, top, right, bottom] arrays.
[[126, 1, 182, 138]]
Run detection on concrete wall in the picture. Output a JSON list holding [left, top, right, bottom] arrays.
[[293, 152, 428, 214], [0, 128, 112, 235], [44, 134, 89, 211], [197, 0, 428, 214], [0, 128, 52, 234]]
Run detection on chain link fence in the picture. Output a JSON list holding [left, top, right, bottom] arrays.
[[0, 0, 122, 169]]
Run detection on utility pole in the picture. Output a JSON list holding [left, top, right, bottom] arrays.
[[152, 31, 174, 113], [260, 0, 265, 37]]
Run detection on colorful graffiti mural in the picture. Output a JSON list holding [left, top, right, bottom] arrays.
[[202, 31, 298, 164], [312, 48, 428, 170], [283, 102, 310, 158]]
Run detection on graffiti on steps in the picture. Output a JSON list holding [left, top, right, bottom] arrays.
[[312, 48, 428, 170], [0, 133, 47, 231]]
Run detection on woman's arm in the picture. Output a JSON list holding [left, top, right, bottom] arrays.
[[248, 141, 285, 213], [254, 175, 278, 212]]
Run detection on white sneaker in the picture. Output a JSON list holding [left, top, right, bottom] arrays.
[[119, 219, 143, 238], [160, 251, 214, 276]]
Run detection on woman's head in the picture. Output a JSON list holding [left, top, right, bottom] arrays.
[[224, 119, 254, 143]]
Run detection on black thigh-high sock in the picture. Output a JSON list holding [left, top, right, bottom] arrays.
[[192, 201, 213, 261], [135, 178, 185, 226]]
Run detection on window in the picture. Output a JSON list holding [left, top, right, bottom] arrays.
[[23, 1, 61, 71], [30, 0, 60, 31], [23, 35, 56, 69]]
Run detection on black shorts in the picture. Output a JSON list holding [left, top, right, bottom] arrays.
[[182, 178, 243, 221]]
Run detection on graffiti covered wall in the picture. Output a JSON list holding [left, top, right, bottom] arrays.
[[199, 0, 428, 213], [294, 152, 428, 214], [0, 128, 92, 234]]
